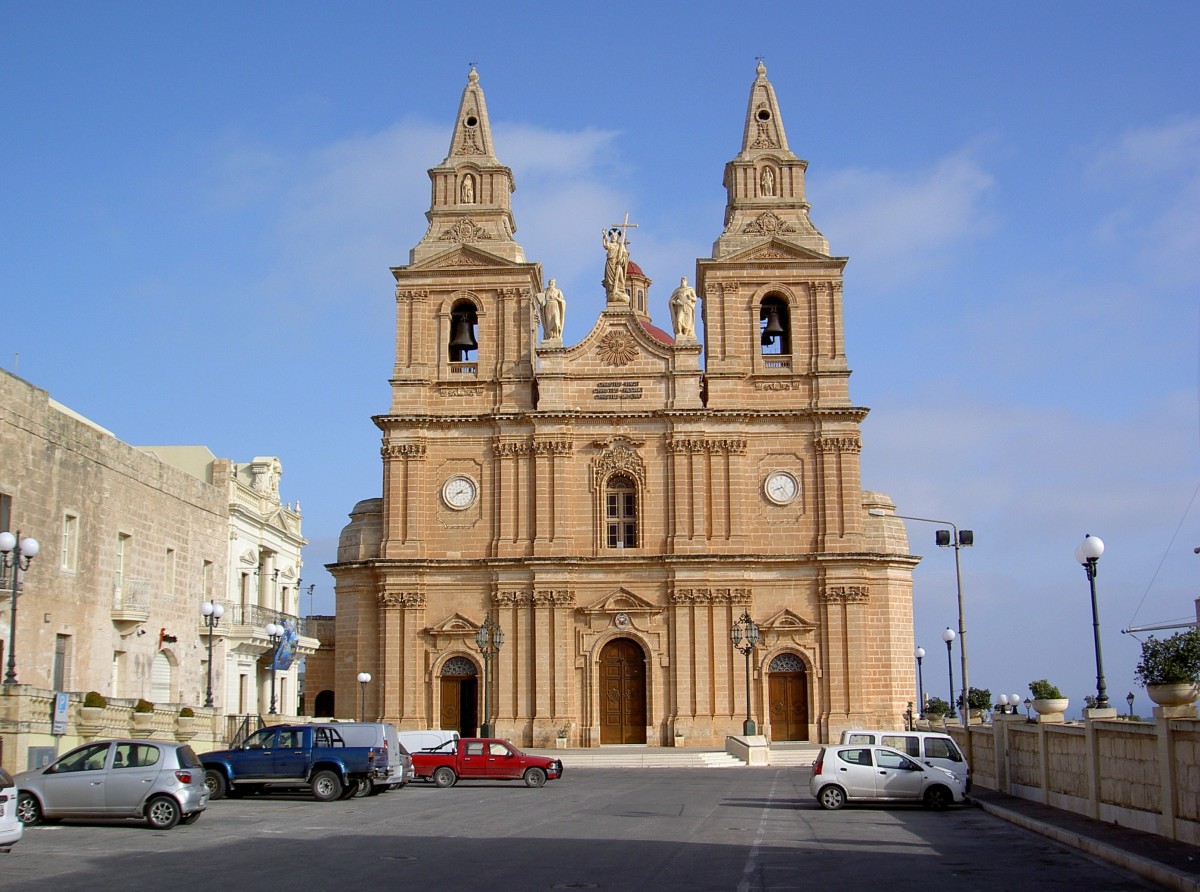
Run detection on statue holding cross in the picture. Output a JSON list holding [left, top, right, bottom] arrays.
[[601, 213, 636, 303]]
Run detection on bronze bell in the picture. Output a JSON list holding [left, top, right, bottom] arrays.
[[450, 314, 478, 351], [760, 305, 784, 346]]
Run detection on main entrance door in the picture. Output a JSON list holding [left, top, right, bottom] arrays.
[[439, 656, 479, 737], [768, 653, 809, 741], [599, 638, 646, 744]]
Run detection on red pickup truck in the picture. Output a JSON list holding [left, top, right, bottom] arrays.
[[411, 738, 563, 788]]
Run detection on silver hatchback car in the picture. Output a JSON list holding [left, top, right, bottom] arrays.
[[809, 743, 966, 810], [15, 739, 208, 829]]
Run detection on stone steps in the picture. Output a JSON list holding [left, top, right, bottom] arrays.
[[525, 744, 822, 768]]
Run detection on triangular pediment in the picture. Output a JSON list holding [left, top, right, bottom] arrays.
[[427, 612, 480, 638], [724, 237, 833, 264], [404, 243, 520, 271], [582, 587, 659, 615], [760, 608, 817, 634]]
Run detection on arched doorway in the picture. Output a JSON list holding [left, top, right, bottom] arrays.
[[314, 690, 335, 717], [439, 656, 479, 737], [599, 638, 646, 744], [767, 652, 809, 741]]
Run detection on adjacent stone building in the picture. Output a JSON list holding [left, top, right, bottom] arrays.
[[327, 63, 918, 746], [0, 369, 311, 729]]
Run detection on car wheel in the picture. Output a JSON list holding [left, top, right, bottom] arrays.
[[311, 769, 344, 802], [366, 783, 387, 796], [523, 767, 547, 788], [352, 777, 372, 798], [204, 769, 227, 801], [817, 785, 846, 810], [924, 785, 952, 811], [432, 767, 456, 788], [145, 795, 182, 830], [180, 812, 202, 825], [16, 792, 43, 826]]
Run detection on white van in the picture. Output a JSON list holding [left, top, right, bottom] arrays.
[[838, 729, 970, 790], [397, 730, 460, 758], [313, 722, 411, 794]]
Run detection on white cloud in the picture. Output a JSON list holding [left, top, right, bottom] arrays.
[[1089, 116, 1200, 286], [813, 149, 997, 289]]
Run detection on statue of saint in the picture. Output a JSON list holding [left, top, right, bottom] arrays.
[[669, 277, 697, 338], [461, 175, 475, 204], [601, 228, 629, 302], [761, 167, 775, 196], [536, 278, 566, 340]]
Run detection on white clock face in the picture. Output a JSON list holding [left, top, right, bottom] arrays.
[[442, 475, 478, 510], [764, 471, 799, 506]]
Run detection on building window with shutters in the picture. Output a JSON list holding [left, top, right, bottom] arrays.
[[605, 475, 639, 549]]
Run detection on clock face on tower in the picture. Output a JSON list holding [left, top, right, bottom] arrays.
[[441, 474, 479, 510], [763, 470, 799, 506]]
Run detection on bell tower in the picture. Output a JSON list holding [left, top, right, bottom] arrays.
[[697, 61, 851, 414]]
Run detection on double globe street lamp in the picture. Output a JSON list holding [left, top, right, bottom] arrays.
[[1, 530, 40, 686], [200, 600, 226, 707], [264, 622, 284, 715], [357, 671, 372, 722]]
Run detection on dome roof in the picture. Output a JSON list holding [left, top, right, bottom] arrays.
[[627, 259, 646, 279], [640, 318, 674, 345]]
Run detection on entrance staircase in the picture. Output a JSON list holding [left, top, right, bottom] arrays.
[[526, 742, 821, 768]]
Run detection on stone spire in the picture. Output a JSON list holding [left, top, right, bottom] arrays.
[[409, 68, 525, 264], [712, 61, 829, 259]]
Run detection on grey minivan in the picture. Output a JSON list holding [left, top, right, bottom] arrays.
[[15, 739, 208, 829]]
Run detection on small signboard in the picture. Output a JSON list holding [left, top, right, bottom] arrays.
[[52, 691, 69, 735]]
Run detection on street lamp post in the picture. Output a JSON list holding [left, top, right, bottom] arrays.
[[730, 610, 761, 736], [942, 627, 957, 718], [474, 616, 504, 738], [1126, 691, 1135, 718], [0, 530, 40, 685], [200, 601, 225, 707], [1075, 534, 1110, 710], [915, 646, 926, 718], [264, 622, 283, 715], [357, 672, 372, 722]]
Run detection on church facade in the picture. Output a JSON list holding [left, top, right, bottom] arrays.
[[328, 63, 918, 747]]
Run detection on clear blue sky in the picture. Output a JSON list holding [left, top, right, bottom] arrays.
[[4, 2, 1198, 717]]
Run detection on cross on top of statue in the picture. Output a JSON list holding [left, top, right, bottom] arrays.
[[610, 212, 637, 245]]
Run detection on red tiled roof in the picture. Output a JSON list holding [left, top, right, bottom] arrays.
[[640, 318, 674, 345], [627, 259, 645, 278]]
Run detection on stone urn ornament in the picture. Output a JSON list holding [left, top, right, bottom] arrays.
[[1029, 679, 1068, 720]]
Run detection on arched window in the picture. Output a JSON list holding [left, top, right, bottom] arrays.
[[605, 475, 638, 548], [759, 295, 790, 358], [448, 300, 479, 364]]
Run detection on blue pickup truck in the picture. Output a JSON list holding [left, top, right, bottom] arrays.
[[200, 725, 389, 802]]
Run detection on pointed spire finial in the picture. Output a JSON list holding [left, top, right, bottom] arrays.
[[468, 65, 479, 84], [755, 57, 767, 78]]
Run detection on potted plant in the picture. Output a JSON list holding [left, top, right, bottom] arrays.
[[966, 687, 992, 721], [555, 722, 571, 749], [80, 691, 107, 724], [1029, 679, 1068, 716], [1134, 629, 1200, 707], [176, 706, 197, 739], [132, 698, 155, 733], [923, 696, 950, 722]]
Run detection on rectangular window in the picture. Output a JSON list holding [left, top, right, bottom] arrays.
[[53, 634, 72, 691], [112, 651, 124, 697], [202, 560, 214, 601], [164, 548, 176, 596], [114, 533, 131, 600], [61, 513, 79, 571], [0, 492, 11, 533]]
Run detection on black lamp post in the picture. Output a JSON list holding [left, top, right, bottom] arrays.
[[1126, 691, 1135, 718], [264, 622, 283, 714], [1023, 697, 1033, 721], [730, 610, 761, 736], [474, 616, 504, 738], [200, 600, 225, 707], [915, 646, 926, 718], [357, 672, 371, 722], [0, 530, 40, 685], [1075, 534, 1110, 709], [942, 627, 957, 718]]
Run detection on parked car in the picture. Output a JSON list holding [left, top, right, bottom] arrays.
[[311, 722, 411, 795], [14, 739, 208, 829], [397, 729, 460, 758], [0, 766, 22, 850], [200, 724, 389, 801], [809, 744, 965, 810], [838, 729, 970, 790], [411, 738, 562, 788]]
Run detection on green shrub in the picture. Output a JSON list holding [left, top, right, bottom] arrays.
[[1029, 679, 1063, 700], [178, 706, 195, 718], [1134, 629, 1200, 686], [83, 691, 108, 709], [967, 687, 992, 710], [133, 698, 155, 714], [924, 696, 950, 716]]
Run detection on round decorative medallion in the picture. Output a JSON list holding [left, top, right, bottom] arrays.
[[441, 474, 478, 510], [614, 612, 631, 630], [764, 470, 799, 506]]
